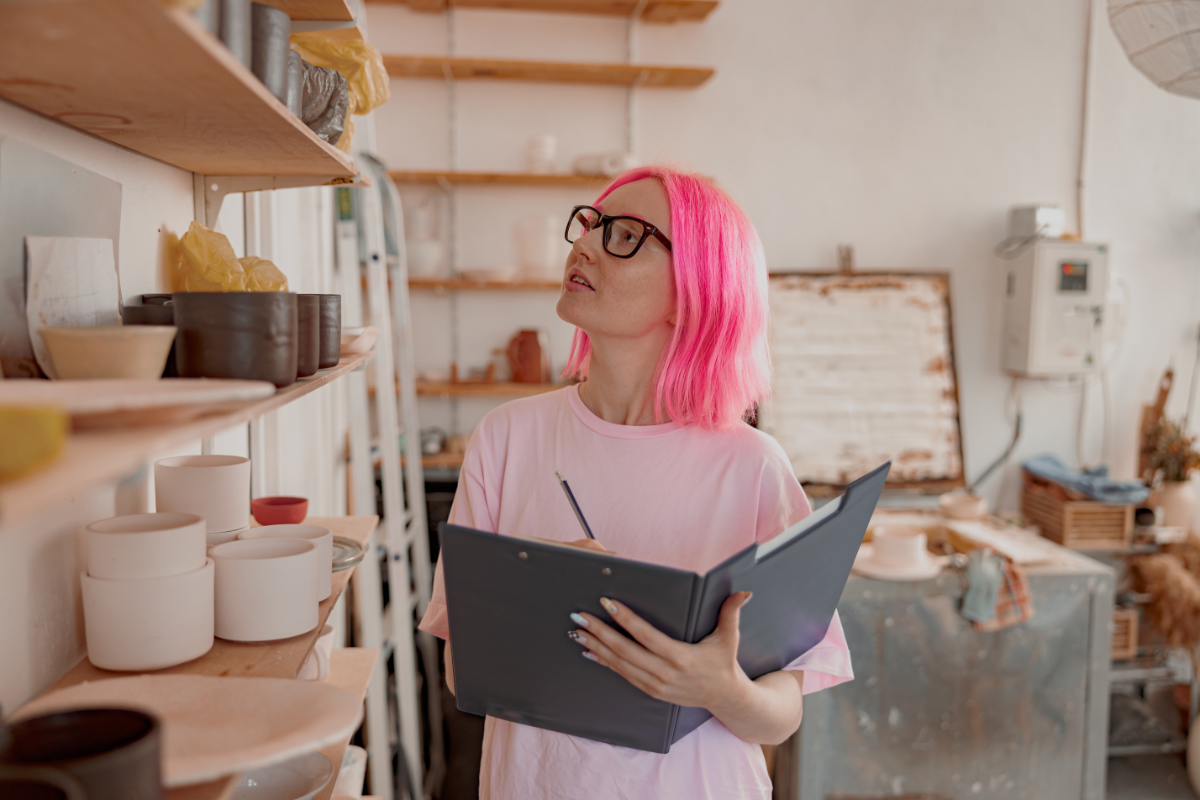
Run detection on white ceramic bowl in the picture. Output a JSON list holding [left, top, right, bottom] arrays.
[[85, 512, 207, 580], [156, 455, 251, 534], [81, 558, 215, 671], [210, 538, 319, 642], [239, 524, 333, 601], [40, 325, 176, 380]]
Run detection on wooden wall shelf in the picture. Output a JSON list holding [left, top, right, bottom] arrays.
[[0, 353, 371, 525], [263, 0, 355, 21], [367, 0, 717, 23], [416, 381, 566, 397], [409, 277, 562, 290], [384, 55, 714, 87], [0, 0, 357, 178], [389, 169, 611, 186]]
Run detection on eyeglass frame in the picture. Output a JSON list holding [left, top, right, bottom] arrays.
[[564, 205, 673, 259]]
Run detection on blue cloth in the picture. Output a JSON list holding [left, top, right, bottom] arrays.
[[961, 548, 1005, 624], [1022, 454, 1150, 504]]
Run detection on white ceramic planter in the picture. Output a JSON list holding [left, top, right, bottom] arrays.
[[85, 512, 207, 580], [239, 524, 333, 600], [210, 538, 319, 642], [206, 527, 246, 552], [155, 455, 251, 534], [81, 558, 215, 671]]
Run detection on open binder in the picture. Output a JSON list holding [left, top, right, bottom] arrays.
[[440, 461, 890, 753]]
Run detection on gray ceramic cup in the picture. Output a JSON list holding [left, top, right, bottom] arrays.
[[172, 292, 298, 388], [1, 709, 162, 800], [301, 294, 341, 368], [296, 294, 320, 378], [251, 2, 290, 102]]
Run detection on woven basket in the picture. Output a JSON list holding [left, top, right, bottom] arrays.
[[1021, 470, 1133, 550]]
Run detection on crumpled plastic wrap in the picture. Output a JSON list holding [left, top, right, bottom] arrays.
[[300, 60, 350, 146], [173, 221, 288, 292], [289, 34, 389, 152]]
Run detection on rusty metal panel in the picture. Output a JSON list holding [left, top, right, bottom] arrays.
[[791, 565, 1113, 800]]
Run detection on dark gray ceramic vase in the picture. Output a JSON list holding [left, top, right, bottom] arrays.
[[0, 709, 162, 800], [172, 292, 298, 388], [307, 294, 341, 368], [123, 304, 178, 378], [296, 294, 320, 378], [251, 2, 290, 103]]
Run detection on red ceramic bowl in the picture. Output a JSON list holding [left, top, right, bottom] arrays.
[[251, 496, 308, 526]]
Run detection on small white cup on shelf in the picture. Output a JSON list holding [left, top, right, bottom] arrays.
[[238, 523, 334, 601], [210, 537, 319, 642]]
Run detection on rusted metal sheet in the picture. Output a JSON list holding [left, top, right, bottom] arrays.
[[763, 273, 964, 491]]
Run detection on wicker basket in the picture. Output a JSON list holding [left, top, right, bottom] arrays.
[[1021, 470, 1133, 550], [1111, 608, 1139, 661]]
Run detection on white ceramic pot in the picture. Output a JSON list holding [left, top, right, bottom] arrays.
[[155, 455, 251, 534], [85, 512, 207, 580], [332, 745, 367, 798], [81, 558, 215, 671], [239, 524, 333, 601], [1160, 481, 1197, 529], [210, 538, 319, 642], [206, 527, 246, 551]]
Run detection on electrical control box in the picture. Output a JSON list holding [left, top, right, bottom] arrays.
[[1002, 240, 1108, 377]]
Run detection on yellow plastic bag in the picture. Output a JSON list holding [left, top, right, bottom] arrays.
[[289, 34, 390, 117], [240, 256, 289, 292], [0, 407, 68, 481]]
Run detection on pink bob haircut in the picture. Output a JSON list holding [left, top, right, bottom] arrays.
[[563, 164, 772, 430]]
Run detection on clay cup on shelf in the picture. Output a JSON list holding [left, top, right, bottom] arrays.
[[171, 292, 298, 388], [295, 295, 320, 378], [155, 455, 251, 535], [251, 496, 308, 526], [314, 294, 341, 368], [239, 524, 333, 600], [84, 512, 206, 581], [210, 538, 319, 641], [81, 558, 215, 671]]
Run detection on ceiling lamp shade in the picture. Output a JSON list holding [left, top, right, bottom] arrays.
[[1109, 0, 1200, 100]]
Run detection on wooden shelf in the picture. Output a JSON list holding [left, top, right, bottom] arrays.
[[0, 0, 357, 178], [389, 169, 611, 186], [417, 381, 565, 397], [0, 353, 371, 525], [383, 55, 714, 87], [366, 0, 717, 22], [409, 277, 562, 290], [262, 0, 355, 21]]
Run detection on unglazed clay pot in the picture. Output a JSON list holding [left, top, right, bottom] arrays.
[[171, 292, 298, 388], [314, 295, 342, 368], [239, 524, 333, 600], [40, 326, 176, 381], [296, 295, 320, 378], [210, 538, 319, 641], [84, 513, 206, 580], [155, 455, 251, 534], [250, 496, 308, 526], [1, 709, 161, 800], [81, 559, 214, 671]]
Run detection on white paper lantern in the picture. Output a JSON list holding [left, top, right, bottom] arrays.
[[1110, 0, 1200, 99]]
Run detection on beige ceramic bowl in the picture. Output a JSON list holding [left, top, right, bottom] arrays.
[[40, 325, 176, 380], [938, 490, 988, 520]]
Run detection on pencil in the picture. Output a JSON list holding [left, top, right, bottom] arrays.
[[555, 470, 596, 540]]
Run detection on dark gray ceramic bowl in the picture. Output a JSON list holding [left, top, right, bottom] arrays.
[[172, 292, 298, 388], [296, 294, 319, 378], [302, 294, 341, 369], [1, 709, 161, 800]]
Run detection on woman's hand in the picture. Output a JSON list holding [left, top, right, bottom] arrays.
[[569, 594, 806, 745]]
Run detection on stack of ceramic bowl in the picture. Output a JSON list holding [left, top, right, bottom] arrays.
[[81, 513, 214, 671], [155, 455, 251, 548]]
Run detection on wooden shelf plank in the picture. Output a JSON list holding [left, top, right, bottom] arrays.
[[366, 0, 717, 22], [261, 0, 355, 21], [383, 55, 714, 87], [312, 648, 379, 800], [45, 516, 378, 693], [409, 277, 562, 290], [0, 0, 356, 178], [388, 169, 611, 186], [417, 381, 566, 397], [0, 353, 371, 526]]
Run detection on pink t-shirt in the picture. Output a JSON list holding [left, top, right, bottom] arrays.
[[419, 386, 853, 800]]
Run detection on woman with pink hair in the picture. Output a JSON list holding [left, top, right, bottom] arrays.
[[418, 165, 852, 799]]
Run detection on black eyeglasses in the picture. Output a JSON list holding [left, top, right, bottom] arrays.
[[564, 205, 673, 259]]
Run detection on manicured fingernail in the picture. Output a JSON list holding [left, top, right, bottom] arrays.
[[567, 630, 588, 645], [743, 592, 754, 605], [570, 612, 589, 627], [599, 597, 618, 615], [582, 651, 599, 662]]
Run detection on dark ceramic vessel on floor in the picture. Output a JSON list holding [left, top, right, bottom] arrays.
[[0, 764, 86, 800], [302, 294, 342, 368], [296, 295, 320, 378], [1, 708, 162, 800], [123, 304, 178, 377], [172, 292, 298, 388]]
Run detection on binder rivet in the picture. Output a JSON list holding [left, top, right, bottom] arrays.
[[601, 567, 612, 576], [518, 551, 528, 560]]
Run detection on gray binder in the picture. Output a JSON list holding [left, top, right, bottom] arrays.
[[440, 461, 890, 753]]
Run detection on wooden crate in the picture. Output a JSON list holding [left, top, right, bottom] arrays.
[[1112, 607, 1139, 661], [1021, 470, 1133, 550]]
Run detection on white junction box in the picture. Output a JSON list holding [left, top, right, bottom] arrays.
[[1002, 239, 1108, 377], [1008, 204, 1066, 240]]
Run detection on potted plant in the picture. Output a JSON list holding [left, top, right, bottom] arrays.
[[1148, 417, 1200, 528]]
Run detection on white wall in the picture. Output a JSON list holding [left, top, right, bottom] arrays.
[[369, 0, 1200, 510]]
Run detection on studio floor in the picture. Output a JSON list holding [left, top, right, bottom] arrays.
[[1108, 754, 1195, 799]]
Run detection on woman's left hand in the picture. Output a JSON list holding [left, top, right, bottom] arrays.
[[569, 592, 753, 714]]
